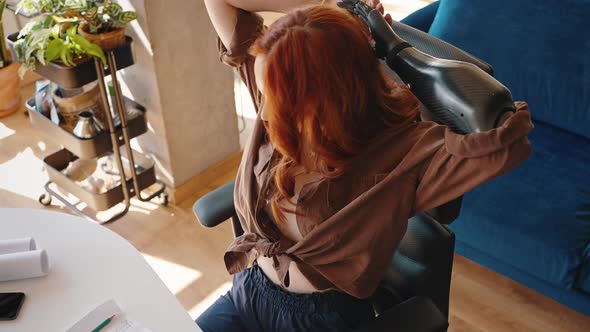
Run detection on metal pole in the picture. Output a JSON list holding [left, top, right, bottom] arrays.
[[107, 51, 165, 202], [94, 57, 130, 222]]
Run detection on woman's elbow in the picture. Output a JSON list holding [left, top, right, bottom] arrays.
[[498, 137, 532, 176]]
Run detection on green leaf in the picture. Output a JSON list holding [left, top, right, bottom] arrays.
[[35, 47, 46, 65], [18, 65, 28, 79], [13, 39, 26, 60], [59, 44, 73, 66], [84, 6, 98, 20], [105, 2, 122, 18], [89, 21, 100, 33], [52, 15, 80, 23], [45, 38, 66, 62], [66, 25, 106, 64], [118, 11, 137, 24], [64, 0, 89, 10]]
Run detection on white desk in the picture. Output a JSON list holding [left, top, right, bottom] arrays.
[[0, 208, 201, 332]]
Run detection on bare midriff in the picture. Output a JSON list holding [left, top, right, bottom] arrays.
[[256, 167, 325, 293]]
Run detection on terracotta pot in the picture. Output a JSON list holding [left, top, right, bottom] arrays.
[[78, 24, 126, 50], [53, 82, 107, 133], [0, 62, 21, 118]]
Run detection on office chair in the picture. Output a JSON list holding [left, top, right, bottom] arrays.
[[194, 14, 505, 331], [195, 182, 453, 332]]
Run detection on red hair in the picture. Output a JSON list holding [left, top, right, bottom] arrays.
[[251, 5, 419, 222]]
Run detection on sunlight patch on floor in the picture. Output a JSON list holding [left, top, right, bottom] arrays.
[[0, 147, 49, 200], [0, 122, 15, 140], [142, 253, 203, 295]]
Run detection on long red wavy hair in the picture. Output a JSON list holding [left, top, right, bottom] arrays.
[[251, 5, 419, 223]]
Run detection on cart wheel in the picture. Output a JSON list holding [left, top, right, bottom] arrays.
[[158, 192, 169, 206], [38, 193, 52, 206]]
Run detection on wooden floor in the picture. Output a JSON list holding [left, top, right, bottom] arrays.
[[1, 82, 590, 331]]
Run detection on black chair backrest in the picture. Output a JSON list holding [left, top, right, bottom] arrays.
[[382, 213, 455, 317]]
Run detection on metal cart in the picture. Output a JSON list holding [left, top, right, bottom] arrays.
[[8, 34, 168, 223]]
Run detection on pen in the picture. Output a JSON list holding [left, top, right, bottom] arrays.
[[91, 315, 114, 332]]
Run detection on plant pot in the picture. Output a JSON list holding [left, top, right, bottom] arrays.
[[54, 54, 89, 67], [53, 82, 107, 133], [78, 24, 126, 50], [0, 62, 21, 118]]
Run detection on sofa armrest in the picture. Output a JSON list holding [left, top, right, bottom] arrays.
[[400, 1, 440, 33], [193, 182, 236, 228], [355, 296, 448, 332]]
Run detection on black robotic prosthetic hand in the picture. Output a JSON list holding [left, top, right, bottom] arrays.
[[337, 0, 515, 133]]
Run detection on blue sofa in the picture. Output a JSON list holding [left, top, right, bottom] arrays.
[[401, 0, 590, 316]]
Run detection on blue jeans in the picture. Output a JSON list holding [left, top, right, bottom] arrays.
[[196, 265, 374, 332]]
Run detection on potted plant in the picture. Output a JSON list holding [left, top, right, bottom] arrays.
[[10, 0, 136, 131], [17, 0, 137, 50], [76, 0, 137, 50], [12, 14, 107, 77], [10, 0, 110, 130], [12, 0, 138, 76], [0, 0, 22, 118], [12, 18, 108, 130]]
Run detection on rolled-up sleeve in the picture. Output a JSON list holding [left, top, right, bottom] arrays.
[[216, 9, 265, 112], [217, 10, 265, 67], [413, 101, 534, 214]]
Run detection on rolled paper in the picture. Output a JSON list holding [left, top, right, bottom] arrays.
[[0, 249, 50, 282], [0, 237, 37, 255]]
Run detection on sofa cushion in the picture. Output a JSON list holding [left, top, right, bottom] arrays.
[[451, 121, 590, 289], [399, 1, 440, 33], [428, 0, 590, 139]]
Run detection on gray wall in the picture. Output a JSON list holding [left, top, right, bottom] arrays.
[[123, 0, 239, 188]]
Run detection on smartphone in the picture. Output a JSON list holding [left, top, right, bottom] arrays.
[[0, 293, 26, 321]]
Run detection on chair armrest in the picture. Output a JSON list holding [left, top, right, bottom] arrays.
[[193, 182, 236, 228], [355, 297, 448, 332], [400, 1, 440, 33]]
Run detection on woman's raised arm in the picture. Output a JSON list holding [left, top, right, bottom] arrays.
[[204, 0, 330, 49]]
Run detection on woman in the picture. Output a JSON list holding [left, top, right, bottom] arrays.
[[198, 0, 533, 331]]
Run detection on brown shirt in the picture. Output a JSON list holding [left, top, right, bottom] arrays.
[[219, 10, 534, 299]]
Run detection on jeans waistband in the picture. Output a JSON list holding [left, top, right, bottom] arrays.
[[243, 264, 365, 314]]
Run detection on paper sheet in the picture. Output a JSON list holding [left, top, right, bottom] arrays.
[[67, 299, 152, 332], [67, 299, 122, 332], [103, 316, 152, 332]]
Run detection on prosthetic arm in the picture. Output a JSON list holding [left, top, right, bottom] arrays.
[[338, 0, 515, 134]]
